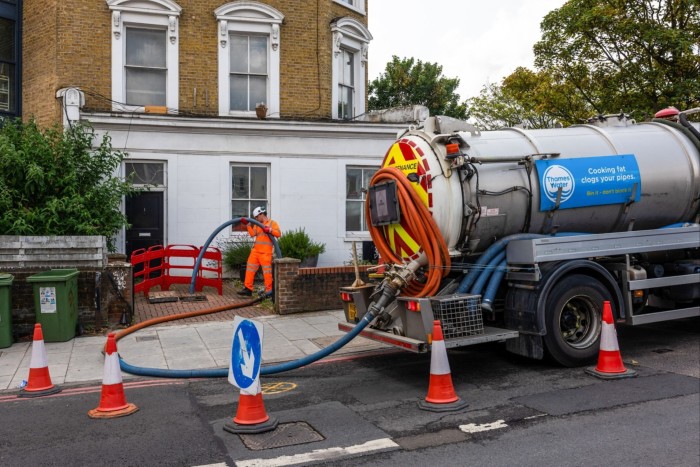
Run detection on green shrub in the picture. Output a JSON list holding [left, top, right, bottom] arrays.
[[0, 119, 136, 251], [221, 238, 254, 270], [278, 228, 325, 261]]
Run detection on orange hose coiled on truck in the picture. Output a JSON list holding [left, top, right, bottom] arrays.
[[365, 166, 451, 297]]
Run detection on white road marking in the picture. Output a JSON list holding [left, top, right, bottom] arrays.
[[192, 463, 228, 467], [235, 438, 399, 467], [524, 413, 547, 420], [459, 419, 508, 433]]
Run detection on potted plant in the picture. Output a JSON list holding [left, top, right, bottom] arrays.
[[221, 238, 254, 281], [278, 228, 326, 267], [255, 103, 267, 119]]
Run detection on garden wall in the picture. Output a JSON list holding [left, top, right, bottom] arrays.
[[0, 236, 132, 339], [274, 258, 375, 315]]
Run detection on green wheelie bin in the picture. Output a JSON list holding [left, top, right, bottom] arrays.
[[0, 273, 14, 348], [26, 269, 79, 342]]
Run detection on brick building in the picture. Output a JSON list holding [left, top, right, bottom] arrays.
[[0, 0, 20, 118], [14, 0, 416, 266]]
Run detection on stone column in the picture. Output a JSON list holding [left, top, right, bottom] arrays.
[[101, 261, 133, 325]]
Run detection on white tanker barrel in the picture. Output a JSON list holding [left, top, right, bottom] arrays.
[[371, 117, 700, 260]]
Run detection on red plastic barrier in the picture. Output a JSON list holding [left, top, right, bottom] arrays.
[[196, 247, 223, 295], [162, 245, 199, 291], [131, 248, 148, 295], [132, 245, 165, 297], [130, 244, 223, 297]]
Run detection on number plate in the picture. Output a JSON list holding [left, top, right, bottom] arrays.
[[347, 303, 357, 322]]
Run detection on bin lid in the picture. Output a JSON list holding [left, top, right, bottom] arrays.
[[26, 268, 79, 282], [0, 273, 14, 285]]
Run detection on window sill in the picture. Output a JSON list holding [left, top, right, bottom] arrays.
[[226, 111, 279, 119], [344, 234, 372, 242], [333, 0, 366, 15]]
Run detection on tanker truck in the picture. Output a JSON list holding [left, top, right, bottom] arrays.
[[339, 110, 700, 366]]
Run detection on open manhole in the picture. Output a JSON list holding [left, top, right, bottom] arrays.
[[239, 421, 325, 451], [135, 335, 159, 342]]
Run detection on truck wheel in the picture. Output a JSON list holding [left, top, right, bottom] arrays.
[[543, 274, 607, 367]]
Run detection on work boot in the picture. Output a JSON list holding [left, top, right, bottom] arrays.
[[237, 287, 253, 297]]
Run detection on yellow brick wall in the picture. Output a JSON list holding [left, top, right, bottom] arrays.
[[22, 0, 368, 125], [22, 0, 60, 127]]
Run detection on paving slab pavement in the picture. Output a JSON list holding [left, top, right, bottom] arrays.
[[0, 309, 390, 392]]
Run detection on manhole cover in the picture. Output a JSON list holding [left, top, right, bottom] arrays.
[[135, 335, 159, 342], [239, 422, 324, 451], [148, 291, 179, 303]]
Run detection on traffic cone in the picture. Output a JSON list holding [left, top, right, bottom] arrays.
[[88, 333, 139, 418], [18, 324, 62, 398], [223, 381, 278, 434], [419, 320, 468, 412], [585, 301, 637, 380]]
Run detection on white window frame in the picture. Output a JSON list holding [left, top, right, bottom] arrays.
[[215, 2, 284, 118], [333, 0, 366, 15], [345, 165, 377, 236], [331, 17, 372, 120], [230, 163, 271, 233], [106, 0, 181, 112]]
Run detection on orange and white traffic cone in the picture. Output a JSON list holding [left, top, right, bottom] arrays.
[[224, 381, 278, 434], [585, 301, 637, 380], [88, 333, 138, 418], [419, 320, 468, 412], [18, 324, 62, 398]]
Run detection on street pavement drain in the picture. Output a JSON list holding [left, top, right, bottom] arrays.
[[239, 421, 325, 450]]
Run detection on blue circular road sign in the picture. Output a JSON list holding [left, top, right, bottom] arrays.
[[231, 320, 262, 389]]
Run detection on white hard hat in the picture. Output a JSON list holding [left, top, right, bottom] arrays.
[[252, 206, 266, 217]]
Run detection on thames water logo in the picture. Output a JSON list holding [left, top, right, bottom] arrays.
[[542, 165, 575, 203]]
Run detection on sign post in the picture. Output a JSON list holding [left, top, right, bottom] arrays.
[[224, 316, 277, 434]]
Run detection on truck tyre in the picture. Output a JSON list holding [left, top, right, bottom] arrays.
[[543, 274, 607, 367]]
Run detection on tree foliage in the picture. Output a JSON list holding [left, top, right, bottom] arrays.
[[369, 56, 468, 119], [467, 0, 699, 129], [534, 0, 699, 121], [0, 120, 136, 251]]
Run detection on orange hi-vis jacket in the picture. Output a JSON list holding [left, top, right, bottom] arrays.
[[247, 219, 281, 253]]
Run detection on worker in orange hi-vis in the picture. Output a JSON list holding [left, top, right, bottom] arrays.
[[238, 206, 281, 296]]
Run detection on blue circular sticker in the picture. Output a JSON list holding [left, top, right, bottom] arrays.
[[231, 320, 262, 389], [542, 164, 575, 204]]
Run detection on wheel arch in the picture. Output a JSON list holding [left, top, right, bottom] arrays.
[[536, 260, 624, 335]]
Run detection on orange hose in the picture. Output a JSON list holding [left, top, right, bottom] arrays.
[[109, 295, 264, 348], [365, 166, 451, 297]]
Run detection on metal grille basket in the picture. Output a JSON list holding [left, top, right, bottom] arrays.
[[430, 294, 484, 339]]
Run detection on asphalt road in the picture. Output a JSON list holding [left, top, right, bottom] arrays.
[[0, 318, 697, 466]]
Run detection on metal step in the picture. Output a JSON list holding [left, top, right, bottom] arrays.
[[338, 323, 519, 353]]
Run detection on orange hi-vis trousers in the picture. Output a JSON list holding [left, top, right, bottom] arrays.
[[244, 219, 281, 292], [244, 249, 273, 292]]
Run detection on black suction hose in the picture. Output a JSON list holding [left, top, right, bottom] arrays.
[[118, 217, 382, 378], [679, 112, 700, 143]]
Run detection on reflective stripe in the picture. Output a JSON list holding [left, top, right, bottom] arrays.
[[103, 352, 123, 385], [599, 322, 620, 351], [429, 340, 451, 375], [29, 340, 47, 368]]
